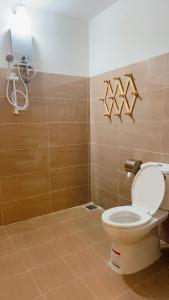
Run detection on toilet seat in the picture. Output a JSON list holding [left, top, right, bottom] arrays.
[[102, 206, 151, 229], [102, 166, 165, 229], [132, 165, 165, 215]]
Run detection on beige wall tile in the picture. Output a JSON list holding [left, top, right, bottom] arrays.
[[0, 69, 90, 225], [51, 186, 89, 211], [1, 171, 50, 203], [46, 73, 88, 100], [0, 68, 8, 97], [0, 97, 47, 124], [0, 148, 49, 177], [122, 54, 167, 92], [118, 172, 133, 202], [91, 186, 118, 209], [49, 123, 88, 147], [162, 122, 169, 154], [118, 148, 161, 173], [122, 89, 163, 122], [91, 122, 119, 146], [119, 122, 162, 152], [91, 144, 118, 172], [47, 99, 87, 123], [29, 72, 46, 98], [50, 144, 88, 169], [0, 124, 48, 151], [91, 165, 118, 195], [51, 165, 88, 191], [118, 196, 131, 206], [2, 194, 51, 224], [162, 88, 169, 121]]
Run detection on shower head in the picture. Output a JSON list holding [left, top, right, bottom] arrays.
[[6, 54, 14, 63]]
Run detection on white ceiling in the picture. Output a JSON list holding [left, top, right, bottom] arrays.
[[21, 0, 118, 19]]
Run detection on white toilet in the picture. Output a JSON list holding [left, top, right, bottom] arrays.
[[102, 162, 169, 274]]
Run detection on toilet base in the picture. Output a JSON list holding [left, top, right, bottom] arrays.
[[109, 229, 161, 274]]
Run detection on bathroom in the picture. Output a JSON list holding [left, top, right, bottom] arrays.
[[0, 0, 169, 299]]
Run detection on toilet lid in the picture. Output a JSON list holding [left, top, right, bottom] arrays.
[[132, 166, 165, 215]]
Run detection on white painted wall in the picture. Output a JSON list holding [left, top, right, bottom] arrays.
[[0, 0, 89, 76], [89, 0, 169, 76]]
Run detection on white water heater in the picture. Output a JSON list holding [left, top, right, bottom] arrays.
[[9, 29, 33, 67]]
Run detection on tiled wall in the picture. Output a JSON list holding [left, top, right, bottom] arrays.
[[0, 70, 89, 225], [90, 53, 169, 241]]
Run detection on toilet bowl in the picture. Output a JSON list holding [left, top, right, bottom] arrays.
[[102, 164, 169, 274]]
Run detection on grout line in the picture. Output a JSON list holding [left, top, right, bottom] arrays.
[[2, 192, 51, 205], [0, 164, 89, 180], [45, 80, 53, 214], [6, 231, 45, 298], [0, 143, 90, 154], [50, 163, 89, 171], [51, 184, 90, 194], [0, 180, 4, 225], [61, 256, 100, 300]]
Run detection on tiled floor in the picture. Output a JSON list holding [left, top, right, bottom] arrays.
[[0, 205, 169, 300]]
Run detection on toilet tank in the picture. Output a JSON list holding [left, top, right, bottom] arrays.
[[141, 162, 169, 210]]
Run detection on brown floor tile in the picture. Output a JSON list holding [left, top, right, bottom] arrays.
[[52, 206, 90, 222], [93, 239, 112, 260], [82, 264, 131, 300], [20, 242, 58, 270], [0, 253, 26, 281], [40, 222, 72, 241], [52, 233, 88, 257], [119, 267, 169, 300], [31, 259, 76, 293], [0, 272, 40, 300], [0, 226, 8, 238], [31, 213, 60, 228], [11, 230, 46, 251], [64, 247, 106, 277], [64, 214, 98, 233], [77, 224, 108, 245], [137, 268, 169, 299], [0, 237, 16, 258], [116, 288, 150, 300], [6, 220, 35, 237], [44, 278, 97, 300]]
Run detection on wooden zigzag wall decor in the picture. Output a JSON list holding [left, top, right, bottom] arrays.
[[99, 73, 139, 119]]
